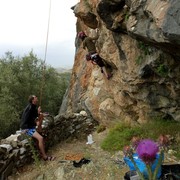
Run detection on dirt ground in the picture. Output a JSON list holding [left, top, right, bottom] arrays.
[[8, 130, 129, 180]]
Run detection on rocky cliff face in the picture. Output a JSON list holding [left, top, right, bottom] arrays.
[[60, 0, 180, 125]]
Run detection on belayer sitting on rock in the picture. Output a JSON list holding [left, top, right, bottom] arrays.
[[78, 30, 112, 80], [20, 95, 55, 161]]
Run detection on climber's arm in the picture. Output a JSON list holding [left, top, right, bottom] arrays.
[[91, 60, 97, 65]]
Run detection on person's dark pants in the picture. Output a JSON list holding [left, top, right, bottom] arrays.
[[92, 55, 105, 67]]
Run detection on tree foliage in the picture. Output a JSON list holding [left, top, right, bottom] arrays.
[[0, 51, 71, 138]]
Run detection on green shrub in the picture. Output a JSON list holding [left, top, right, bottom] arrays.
[[141, 118, 179, 139], [96, 124, 106, 133], [135, 55, 143, 65], [156, 64, 169, 77], [101, 118, 180, 159], [101, 123, 143, 152], [137, 41, 151, 56], [135, 41, 151, 65]]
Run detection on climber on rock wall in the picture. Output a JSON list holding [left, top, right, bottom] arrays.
[[78, 30, 112, 80]]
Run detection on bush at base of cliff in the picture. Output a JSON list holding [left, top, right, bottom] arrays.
[[100, 118, 180, 159]]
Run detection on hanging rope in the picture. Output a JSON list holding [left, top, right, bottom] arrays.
[[39, 0, 52, 106]]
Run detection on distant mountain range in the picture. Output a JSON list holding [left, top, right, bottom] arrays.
[[55, 67, 72, 73]]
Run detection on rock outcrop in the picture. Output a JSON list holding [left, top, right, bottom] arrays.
[[60, 0, 180, 125]]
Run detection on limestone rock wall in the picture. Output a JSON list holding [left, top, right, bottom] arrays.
[[60, 0, 180, 125]]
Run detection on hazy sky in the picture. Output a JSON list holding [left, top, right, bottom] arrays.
[[0, 0, 78, 68]]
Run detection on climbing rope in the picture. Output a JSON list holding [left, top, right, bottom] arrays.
[[39, 0, 52, 106]]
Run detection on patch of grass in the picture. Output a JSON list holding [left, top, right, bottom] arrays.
[[100, 123, 143, 152], [125, 13, 130, 22], [135, 55, 144, 65], [101, 118, 180, 159], [96, 124, 106, 133], [137, 41, 151, 56], [29, 141, 41, 166], [135, 41, 152, 65], [141, 118, 179, 139], [24, 134, 41, 167], [174, 148, 180, 159], [156, 64, 169, 77]]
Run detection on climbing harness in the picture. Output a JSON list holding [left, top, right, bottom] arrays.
[[39, 0, 52, 106], [90, 53, 98, 59]]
